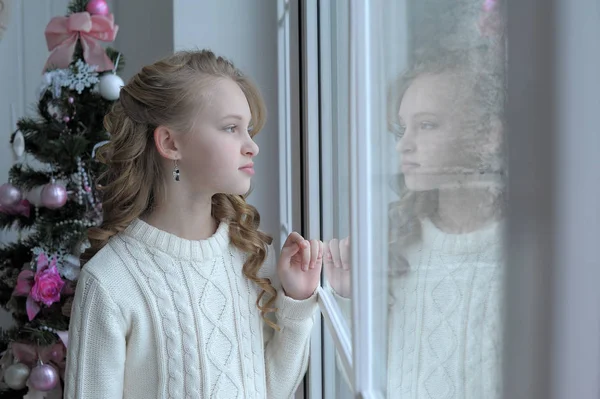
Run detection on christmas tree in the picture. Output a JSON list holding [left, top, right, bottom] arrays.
[[0, 0, 124, 397]]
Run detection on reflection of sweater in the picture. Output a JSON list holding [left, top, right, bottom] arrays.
[[334, 218, 504, 399], [65, 219, 317, 399]]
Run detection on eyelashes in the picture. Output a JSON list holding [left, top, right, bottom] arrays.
[[391, 120, 439, 141], [223, 124, 254, 134]]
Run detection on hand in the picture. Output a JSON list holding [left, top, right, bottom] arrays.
[[324, 237, 351, 298], [277, 232, 323, 300]]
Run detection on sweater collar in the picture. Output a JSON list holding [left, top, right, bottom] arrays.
[[123, 218, 230, 261]]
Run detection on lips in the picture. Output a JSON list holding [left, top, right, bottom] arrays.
[[239, 162, 255, 175], [401, 162, 420, 172]]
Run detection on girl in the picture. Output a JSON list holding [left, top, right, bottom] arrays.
[[65, 50, 322, 399], [325, 50, 506, 398]]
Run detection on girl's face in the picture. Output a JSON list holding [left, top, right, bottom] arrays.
[[396, 72, 498, 191], [176, 78, 259, 196]]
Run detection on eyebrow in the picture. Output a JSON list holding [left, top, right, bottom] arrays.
[[397, 111, 438, 121], [220, 114, 245, 121]]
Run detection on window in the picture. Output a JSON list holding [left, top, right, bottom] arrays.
[[280, 1, 600, 398]]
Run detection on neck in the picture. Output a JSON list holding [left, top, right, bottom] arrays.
[[433, 187, 502, 234], [143, 185, 218, 241]]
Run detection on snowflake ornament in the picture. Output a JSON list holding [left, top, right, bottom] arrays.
[[58, 254, 81, 281], [38, 69, 69, 99], [63, 60, 100, 94]]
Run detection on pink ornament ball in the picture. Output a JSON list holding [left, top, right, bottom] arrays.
[[86, 0, 109, 16], [41, 183, 68, 209], [28, 363, 59, 391], [0, 183, 22, 207]]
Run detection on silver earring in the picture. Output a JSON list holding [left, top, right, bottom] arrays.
[[173, 160, 180, 181]]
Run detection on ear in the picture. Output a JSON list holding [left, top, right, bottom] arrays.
[[153, 126, 181, 161]]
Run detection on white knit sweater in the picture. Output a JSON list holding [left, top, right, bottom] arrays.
[[64, 219, 318, 399], [333, 218, 504, 398]]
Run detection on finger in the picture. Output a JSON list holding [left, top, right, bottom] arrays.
[[340, 236, 351, 270], [309, 239, 319, 269], [323, 243, 334, 279], [315, 241, 324, 269], [329, 238, 341, 268], [280, 240, 301, 262], [323, 241, 334, 264], [281, 232, 308, 263], [300, 240, 311, 271], [283, 232, 307, 248]]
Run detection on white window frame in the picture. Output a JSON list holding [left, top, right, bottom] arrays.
[[299, 1, 324, 398], [317, 1, 354, 397]]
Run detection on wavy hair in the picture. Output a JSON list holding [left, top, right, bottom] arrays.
[[82, 50, 278, 328]]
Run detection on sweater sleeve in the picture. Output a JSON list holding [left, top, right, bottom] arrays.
[[64, 268, 127, 399], [261, 245, 318, 399]]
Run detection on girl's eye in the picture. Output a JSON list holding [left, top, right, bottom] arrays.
[[224, 125, 236, 133], [420, 121, 438, 130]]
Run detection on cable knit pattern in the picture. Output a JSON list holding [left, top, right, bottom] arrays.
[[64, 218, 318, 399], [332, 218, 504, 399]]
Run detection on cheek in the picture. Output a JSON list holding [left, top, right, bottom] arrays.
[[417, 129, 475, 166], [185, 138, 240, 175]]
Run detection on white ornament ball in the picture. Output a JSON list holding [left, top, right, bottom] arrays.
[[4, 363, 30, 390], [26, 185, 45, 207], [99, 74, 124, 101]]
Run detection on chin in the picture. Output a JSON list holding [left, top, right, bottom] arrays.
[[405, 173, 478, 192], [404, 175, 438, 192], [227, 182, 252, 196]]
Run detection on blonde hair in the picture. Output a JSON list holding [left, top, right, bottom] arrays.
[[82, 50, 278, 328]]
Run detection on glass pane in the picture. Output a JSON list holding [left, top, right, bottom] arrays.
[[320, 0, 353, 397], [321, 0, 508, 397]]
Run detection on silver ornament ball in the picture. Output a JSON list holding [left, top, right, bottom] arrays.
[[3, 363, 30, 390]]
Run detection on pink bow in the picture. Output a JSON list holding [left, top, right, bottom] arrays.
[[0, 199, 30, 217], [44, 12, 118, 72]]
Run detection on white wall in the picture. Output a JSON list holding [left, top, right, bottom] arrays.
[[113, 0, 173, 82]]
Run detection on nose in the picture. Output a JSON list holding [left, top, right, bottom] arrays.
[[243, 136, 259, 157], [399, 129, 416, 154]]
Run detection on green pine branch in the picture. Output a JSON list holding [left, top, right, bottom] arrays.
[[0, 324, 61, 348], [0, 209, 35, 231], [9, 165, 51, 192], [67, 0, 90, 15], [106, 47, 126, 73], [0, 236, 40, 271]]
